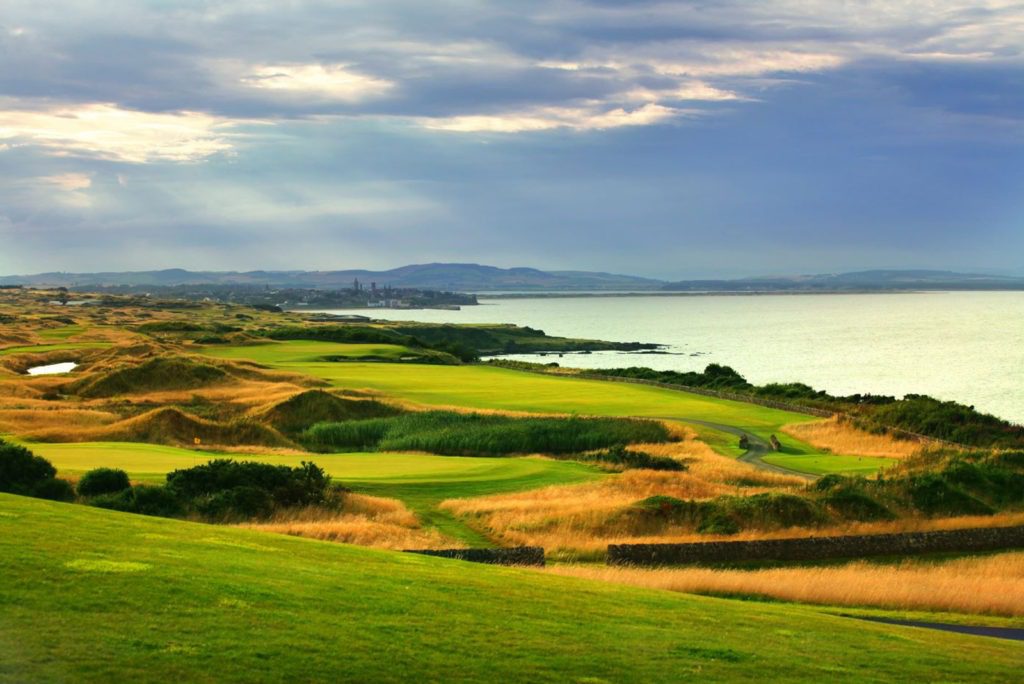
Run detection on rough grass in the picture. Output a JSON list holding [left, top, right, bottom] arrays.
[[783, 417, 925, 459], [441, 440, 807, 559], [3, 493, 1023, 682], [550, 551, 1024, 618], [239, 494, 459, 550]]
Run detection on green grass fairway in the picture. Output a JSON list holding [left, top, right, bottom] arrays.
[[37, 324, 89, 340], [1, 494, 1021, 683], [198, 343, 896, 475], [31, 441, 601, 545], [762, 453, 899, 476], [202, 340, 441, 363], [0, 341, 112, 356]]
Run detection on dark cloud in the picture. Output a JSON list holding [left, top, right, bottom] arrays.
[[0, 1, 1022, 277]]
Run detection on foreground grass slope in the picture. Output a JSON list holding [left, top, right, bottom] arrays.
[[2, 494, 1022, 683]]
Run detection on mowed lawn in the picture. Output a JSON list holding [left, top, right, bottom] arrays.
[[2, 495, 1022, 683]]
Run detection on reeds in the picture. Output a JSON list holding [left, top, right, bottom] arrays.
[[239, 494, 458, 550], [782, 416, 924, 459], [549, 550, 1024, 617]]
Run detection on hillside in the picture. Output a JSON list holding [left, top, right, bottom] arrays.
[[2, 494, 1022, 683], [0, 263, 665, 292]]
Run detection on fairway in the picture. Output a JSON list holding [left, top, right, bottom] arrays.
[[203, 344, 814, 435], [1, 494, 1021, 683], [203, 340, 420, 363], [0, 341, 112, 356], [202, 343, 851, 465], [763, 452, 900, 476]]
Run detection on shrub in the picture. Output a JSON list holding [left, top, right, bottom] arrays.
[[91, 485, 184, 517], [77, 468, 131, 497], [166, 459, 331, 517], [0, 439, 72, 500], [303, 412, 673, 456], [197, 486, 274, 520], [0, 440, 57, 494], [30, 477, 76, 502]]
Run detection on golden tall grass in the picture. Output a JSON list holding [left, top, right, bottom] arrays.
[[782, 417, 923, 459], [550, 551, 1024, 617], [240, 494, 459, 550], [440, 439, 808, 557]]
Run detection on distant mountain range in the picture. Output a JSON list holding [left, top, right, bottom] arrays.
[[0, 263, 663, 292], [1, 265, 1021, 292]]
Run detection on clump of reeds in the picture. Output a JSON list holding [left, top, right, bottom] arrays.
[[782, 416, 924, 459], [549, 551, 1024, 617]]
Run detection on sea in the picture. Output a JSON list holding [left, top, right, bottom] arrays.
[[313, 292, 1024, 425]]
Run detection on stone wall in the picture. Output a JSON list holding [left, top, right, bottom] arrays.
[[404, 546, 545, 566], [608, 526, 1024, 566]]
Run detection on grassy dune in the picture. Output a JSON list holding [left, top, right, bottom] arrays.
[[2, 493, 1022, 683]]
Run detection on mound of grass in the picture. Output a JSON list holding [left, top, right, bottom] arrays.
[[101, 407, 292, 448], [303, 411, 673, 456], [4, 494, 1022, 681], [254, 390, 402, 436], [73, 357, 228, 397]]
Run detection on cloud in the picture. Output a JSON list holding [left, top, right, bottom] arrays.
[[420, 102, 683, 132], [0, 103, 242, 163], [239, 63, 395, 101], [39, 172, 92, 191]]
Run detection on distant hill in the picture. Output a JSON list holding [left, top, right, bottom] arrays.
[[3, 265, 1020, 293], [661, 270, 1024, 292], [0, 263, 665, 292]]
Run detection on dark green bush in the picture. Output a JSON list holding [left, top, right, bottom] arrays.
[[0, 440, 57, 495], [197, 486, 274, 520], [167, 459, 331, 510], [303, 412, 672, 456], [91, 485, 184, 517], [77, 468, 131, 497], [29, 477, 76, 502]]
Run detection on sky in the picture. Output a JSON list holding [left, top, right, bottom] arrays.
[[1, 0, 1022, 279]]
